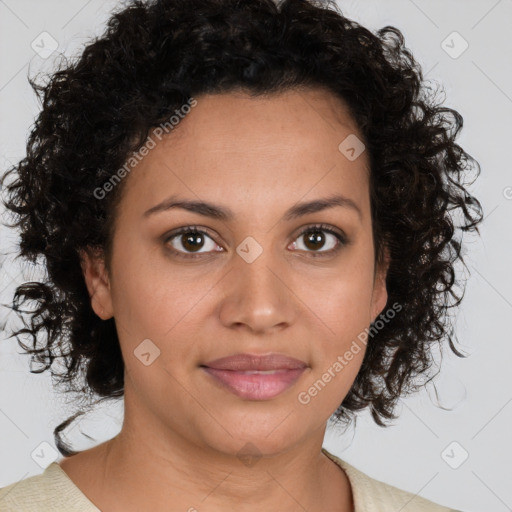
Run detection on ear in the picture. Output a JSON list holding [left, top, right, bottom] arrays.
[[79, 247, 114, 320], [370, 244, 390, 324]]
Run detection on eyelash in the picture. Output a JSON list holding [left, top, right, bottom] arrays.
[[163, 223, 347, 260]]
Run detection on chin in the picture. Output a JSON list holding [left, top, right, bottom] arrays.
[[198, 420, 307, 460]]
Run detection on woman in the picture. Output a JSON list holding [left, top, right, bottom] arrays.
[[0, 0, 482, 510]]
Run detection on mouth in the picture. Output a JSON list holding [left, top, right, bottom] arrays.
[[200, 353, 308, 401]]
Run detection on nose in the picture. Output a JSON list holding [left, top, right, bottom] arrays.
[[218, 243, 297, 335]]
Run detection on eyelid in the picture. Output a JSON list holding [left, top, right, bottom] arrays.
[[292, 223, 346, 243]]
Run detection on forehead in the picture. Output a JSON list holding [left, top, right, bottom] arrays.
[[120, 88, 370, 221], [163, 88, 364, 154]]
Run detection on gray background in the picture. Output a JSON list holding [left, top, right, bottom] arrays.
[[1, 1, 511, 511]]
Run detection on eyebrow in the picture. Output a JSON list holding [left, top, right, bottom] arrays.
[[143, 194, 362, 223]]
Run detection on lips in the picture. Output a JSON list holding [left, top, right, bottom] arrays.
[[202, 353, 308, 371], [201, 353, 308, 400]]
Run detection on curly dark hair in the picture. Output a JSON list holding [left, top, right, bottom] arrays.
[[1, 0, 483, 457]]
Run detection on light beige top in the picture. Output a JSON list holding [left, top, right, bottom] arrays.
[[0, 447, 462, 511]]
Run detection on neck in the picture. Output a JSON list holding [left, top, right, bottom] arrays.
[[59, 391, 354, 511]]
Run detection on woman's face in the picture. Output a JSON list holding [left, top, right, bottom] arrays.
[[83, 88, 388, 458]]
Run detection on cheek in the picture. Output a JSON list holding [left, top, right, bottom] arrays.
[[109, 260, 216, 391], [294, 259, 375, 400], [111, 274, 202, 355], [108, 231, 195, 333], [294, 256, 376, 340], [324, 283, 374, 344], [295, 284, 371, 417]]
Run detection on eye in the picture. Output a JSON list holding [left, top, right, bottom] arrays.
[[164, 225, 222, 259], [290, 223, 346, 257], [164, 223, 347, 260]]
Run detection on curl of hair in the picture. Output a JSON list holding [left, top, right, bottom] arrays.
[[1, 0, 483, 456]]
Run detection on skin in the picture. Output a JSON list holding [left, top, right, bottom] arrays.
[[59, 87, 389, 512]]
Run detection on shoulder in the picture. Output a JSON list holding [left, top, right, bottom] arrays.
[[0, 462, 100, 511], [321, 448, 463, 512]]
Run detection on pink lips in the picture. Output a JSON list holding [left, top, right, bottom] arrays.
[[201, 353, 308, 400]]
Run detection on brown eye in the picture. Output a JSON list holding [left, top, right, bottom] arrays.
[[290, 224, 346, 257], [179, 231, 206, 252], [303, 230, 328, 251], [164, 226, 222, 258]]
